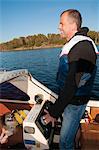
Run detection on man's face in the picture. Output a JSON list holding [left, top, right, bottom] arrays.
[[59, 13, 74, 40]]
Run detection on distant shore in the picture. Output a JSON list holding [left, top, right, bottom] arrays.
[[0, 31, 98, 52], [0, 44, 63, 52], [0, 44, 99, 52]]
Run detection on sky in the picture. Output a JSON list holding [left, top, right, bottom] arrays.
[[0, 0, 99, 43]]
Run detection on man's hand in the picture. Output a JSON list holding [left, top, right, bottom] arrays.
[[43, 109, 57, 127]]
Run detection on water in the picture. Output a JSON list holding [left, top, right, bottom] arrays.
[[0, 47, 99, 99]]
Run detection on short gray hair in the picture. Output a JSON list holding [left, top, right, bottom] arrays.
[[61, 9, 82, 30]]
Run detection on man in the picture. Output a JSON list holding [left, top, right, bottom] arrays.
[[43, 9, 98, 149]]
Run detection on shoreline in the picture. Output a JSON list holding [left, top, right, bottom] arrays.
[[0, 45, 63, 52], [0, 44, 98, 52]]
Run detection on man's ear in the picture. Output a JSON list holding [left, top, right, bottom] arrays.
[[72, 22, 77, 30]]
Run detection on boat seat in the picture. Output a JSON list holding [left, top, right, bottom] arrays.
[[0, 81, 30, 101]]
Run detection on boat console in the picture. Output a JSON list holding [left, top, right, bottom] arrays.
[[23, 100, 55, 150]]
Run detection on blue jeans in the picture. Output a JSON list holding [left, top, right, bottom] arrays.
[[59, 104, 86, 150]]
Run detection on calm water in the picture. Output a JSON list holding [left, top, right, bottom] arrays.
[[0, 47, 99, 99]]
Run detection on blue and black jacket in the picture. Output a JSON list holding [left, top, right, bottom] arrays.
[[49, 27, 97, 118]]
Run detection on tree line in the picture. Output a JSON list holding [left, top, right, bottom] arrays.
[[0, 31, 99, 51]]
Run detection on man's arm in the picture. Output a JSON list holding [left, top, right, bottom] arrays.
[[48, 61, 78, 118]]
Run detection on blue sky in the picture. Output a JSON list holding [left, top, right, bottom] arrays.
[[0, 0, 99, 43]]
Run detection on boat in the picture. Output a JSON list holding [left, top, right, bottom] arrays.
[[0, 69, 99, 149], [0, 69, 57, 149]]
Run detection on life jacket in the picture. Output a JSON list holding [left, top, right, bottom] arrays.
[[57, 35, 98, 97]]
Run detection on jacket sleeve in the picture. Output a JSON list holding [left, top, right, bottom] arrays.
[[48, 61, 78, 118]]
